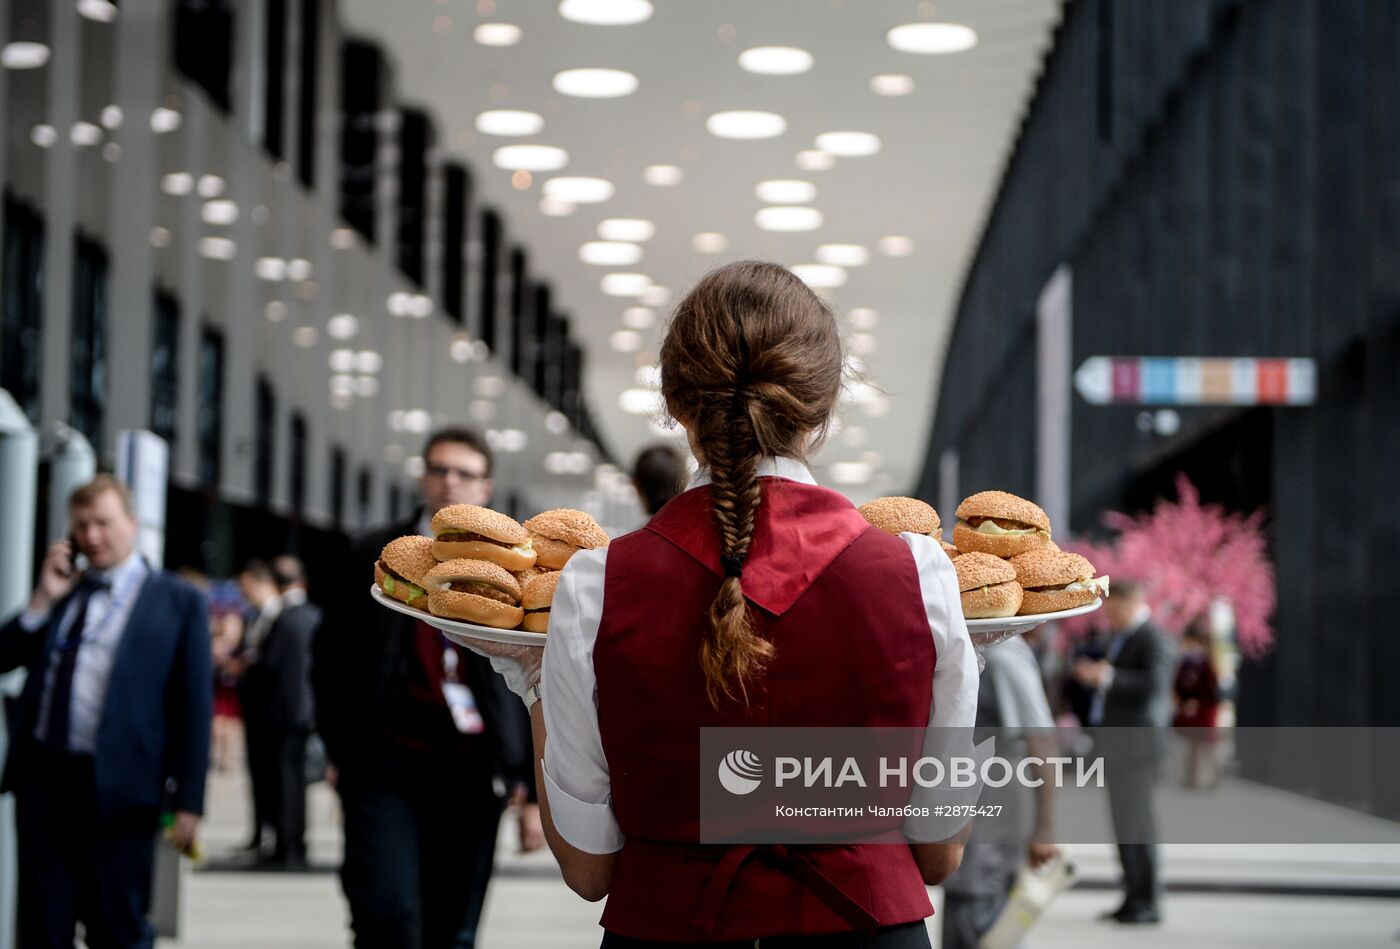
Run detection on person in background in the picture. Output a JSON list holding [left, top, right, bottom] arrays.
[[1073, 577, 1176, 926], [234, 560, 283, 858], [1172, 619, 1221, 788], [209, 601, 245, 773], [631, 443, 689, 517], [313, 426, 543, 948], [0, 474, 212, 947]]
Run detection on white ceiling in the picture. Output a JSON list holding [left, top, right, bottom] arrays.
[[340, 0, 1061, 503]]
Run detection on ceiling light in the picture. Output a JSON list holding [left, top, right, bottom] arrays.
[[356, 350, 384, 373], [492, 144, 569, 171], [871, 74, 915, 96], [830, 462, 874, 485], [475, 109, 544, 136], [201, 199, 238, 225], [265, 301, 287, 322], [580, 241, 643, 266], [331, 375, 355, 397], [755, 206, 823, 232], [755, 179, 816, 204], [328, 349, 356, 373], [149, 226, 172, 248], [30, 125, 57, 148], [150, 107, 182, 133], [387, 291, 413, 316], [817, 243, 869, 267], [598, 218, 655, 241], [887, 22, 978, 55], [619, 387, 664, 415], [706, 110, 787, 140], [256, 257, 286, 280], [77, 0, 119, 22], [495, 429, 529, 453], [795, 149, 835, 171], [738, 46, 813, 75], [635, 364, 662, 388], [849, 333, 878, 356], [640, 285, 671, 306], [197, 174, 225, 198], [449, 334, 474, 363], [408, 293, 433, 318], [102, 143, 121, 162], [543, 176, 614, 203], [329, 391, 353, 410], [70, 122, 102, 146], [474, 22, 522, 46], [2, 42, 50, 69], [789, 264, 846, 288], [403, 456, 425, 478], [286, 258, 312, 280], [161, 172, 193, 196], [558, 0, 653, 26], [622, 306, 656, 329], [643, 164, 683, 186], [814, 131, 881, 157], [474, 376, 506, 397], [291, 326, 318, 348], [545, 411, 571, 435], [610, 330, 643, 352], [330, 227, 357, 249], [692, 232, 727, 254], [99, 105, 123, 129], [879, 235, 914, 257], [848, 307, 879, 330], [601, 273, 651, 296], [327, 314, 359, 340], [539, 197, 576, 216], [199, 237, 237, 260], [402, 409, 433, 432], [468, 399, 495, 422], [553, 67, 638, 98]]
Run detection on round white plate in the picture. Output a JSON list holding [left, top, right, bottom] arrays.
[[964, 598, 1102, 649], [370, 584, 547, 647]]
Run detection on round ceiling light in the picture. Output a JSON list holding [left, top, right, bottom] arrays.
[[598, 218, 655, 241], [553, 67, 639, 98], [475, 109, 544, 136], [789, 264, 847, 288], [640, 285, 671, 306], [622, 307, 656, 329], [610, 330, 644, 353], [691, 232, 728, 254], [539, 197, 576, 216], [643, 164, 683, 186], [816, 244, 870, 267], [879, 235, 915, 257], [492, 144, 569, 171], [814, 131, 881, 157], [473, 23, 522, 46], [601, 272, 652, 296], [2, 42, 50, 69], [579, 241, 643, 266], [738, 46, 813, 75], [706, 110, 787, 140], [795, 149, 835, 171], [755, 206, 823, 232], [870, 74, 915, 96], [755, 179, 816, 204], [887, 22, 978, 55], [848, 307, 879, 330], [558, 0, 653, 26], [543, 176, 615, 203]]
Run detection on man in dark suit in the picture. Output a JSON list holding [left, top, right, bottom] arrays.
[[313, 427, 543, 948], [1075, 577, 1177, 925], [234, 560, 282, 858], [0, 474, 212, 948], [252, 555, 321, 869]]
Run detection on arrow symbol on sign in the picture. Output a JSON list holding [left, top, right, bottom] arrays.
[[1074, 356, 1113, 404]]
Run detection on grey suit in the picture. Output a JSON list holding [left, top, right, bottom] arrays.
[[258, 598, 322, 864], [1097, 619, 1177, 913]]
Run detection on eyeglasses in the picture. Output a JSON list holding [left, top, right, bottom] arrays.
[[425, 464, 488, 482]]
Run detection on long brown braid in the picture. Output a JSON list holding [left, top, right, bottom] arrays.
[[660, 261, 844, 707]]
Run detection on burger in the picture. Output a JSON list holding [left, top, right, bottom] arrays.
[[424, 559, 525, 629], [953, 552, 1024, 619], [521, 570, 561, 633], [940, 540, 961, 561], [523, 508, 609, 571], [858, 496, 941, 537], [375, 535, 438, 612], [1010, 549, 1111, 616], [430, 504, 537, 572], [953, 491, 1053, 558]]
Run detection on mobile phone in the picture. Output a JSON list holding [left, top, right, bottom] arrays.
[[66, 534, 87, 576]]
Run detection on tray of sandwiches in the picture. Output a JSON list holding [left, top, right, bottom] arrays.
[[858, 491, 1109, 650], [370, 504, 609, 647]]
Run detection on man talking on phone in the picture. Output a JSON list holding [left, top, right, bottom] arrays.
[[0, 474, 213, 948]]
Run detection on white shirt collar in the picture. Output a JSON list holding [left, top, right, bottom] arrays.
[[89, 550, 145, 588], [687, 456, 817, 490], [281, 587, 307, 607]]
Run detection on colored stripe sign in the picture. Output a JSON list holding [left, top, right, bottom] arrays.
[[1074, 357, 1316, 406]]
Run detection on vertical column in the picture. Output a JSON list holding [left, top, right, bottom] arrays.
[[39, 0, 79, 426], [173, 106, 206, 485], [1036, 265, 1072, 533]]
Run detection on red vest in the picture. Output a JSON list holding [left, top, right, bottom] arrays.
[[593, 478, 937, 940]]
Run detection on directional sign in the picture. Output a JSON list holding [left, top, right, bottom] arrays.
[[1074, 357, 1316, 406]]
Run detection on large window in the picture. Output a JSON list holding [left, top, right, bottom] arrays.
[[262, 0, 287, 159], [151, 290, 180, 445], [254, 375, 276, 506], [174, 0, 234, 112], [339, 41, 380, 243], [297, 0, 320, 187], [396, 109, 429, 286], [329, 445, 346, 531], [356, 465, 372, 528], [198, 327, 224, 487], [70, 237, 108, 451], [441, 164, 469, 324], [478, 209, 501, 352], [289, 411, 308, 516], [1, 195, 44, 423]]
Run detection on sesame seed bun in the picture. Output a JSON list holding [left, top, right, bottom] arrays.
[[940, 540, 960, 561], [430, 504, 536, 571], [952, 552, 1018, 593], [952, 521, 1053, 559], [858, 496, 941, 537], [954, 491, 1052, 532], [522, 570, 561, 612], [523, 509, 609, 570], [1017, 587, 1097, 616], [1009, 549, 1095, 589], [423, 559, 524, 628], [520, 613, 550, 634], [961, 581, 1024, 619], [375, 536, 437, 611]]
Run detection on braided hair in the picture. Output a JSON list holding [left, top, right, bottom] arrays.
[[660, 261, 844, 707]]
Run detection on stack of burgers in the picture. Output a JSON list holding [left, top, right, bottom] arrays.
[[858, 490, 1109, 620], [373, 505, 609, 632]]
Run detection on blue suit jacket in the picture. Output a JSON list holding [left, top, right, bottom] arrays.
[[0, 570, 213, 819]]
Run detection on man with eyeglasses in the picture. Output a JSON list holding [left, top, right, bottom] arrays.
[[313, 427, 542, 948]]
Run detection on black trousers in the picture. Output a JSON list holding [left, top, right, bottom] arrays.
[[337, 768, 504, 949], [269, 726, 309, 861], [15, 747, 158, 949], [1106, 753, 1160, 911], [244, 714, 277, 846], [600, 921, 931, 949]]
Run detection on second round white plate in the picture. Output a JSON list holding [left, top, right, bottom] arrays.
[[370, 584, 547, 647]]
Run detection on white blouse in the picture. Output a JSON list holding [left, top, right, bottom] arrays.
[[541, 457, 980, 854]]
